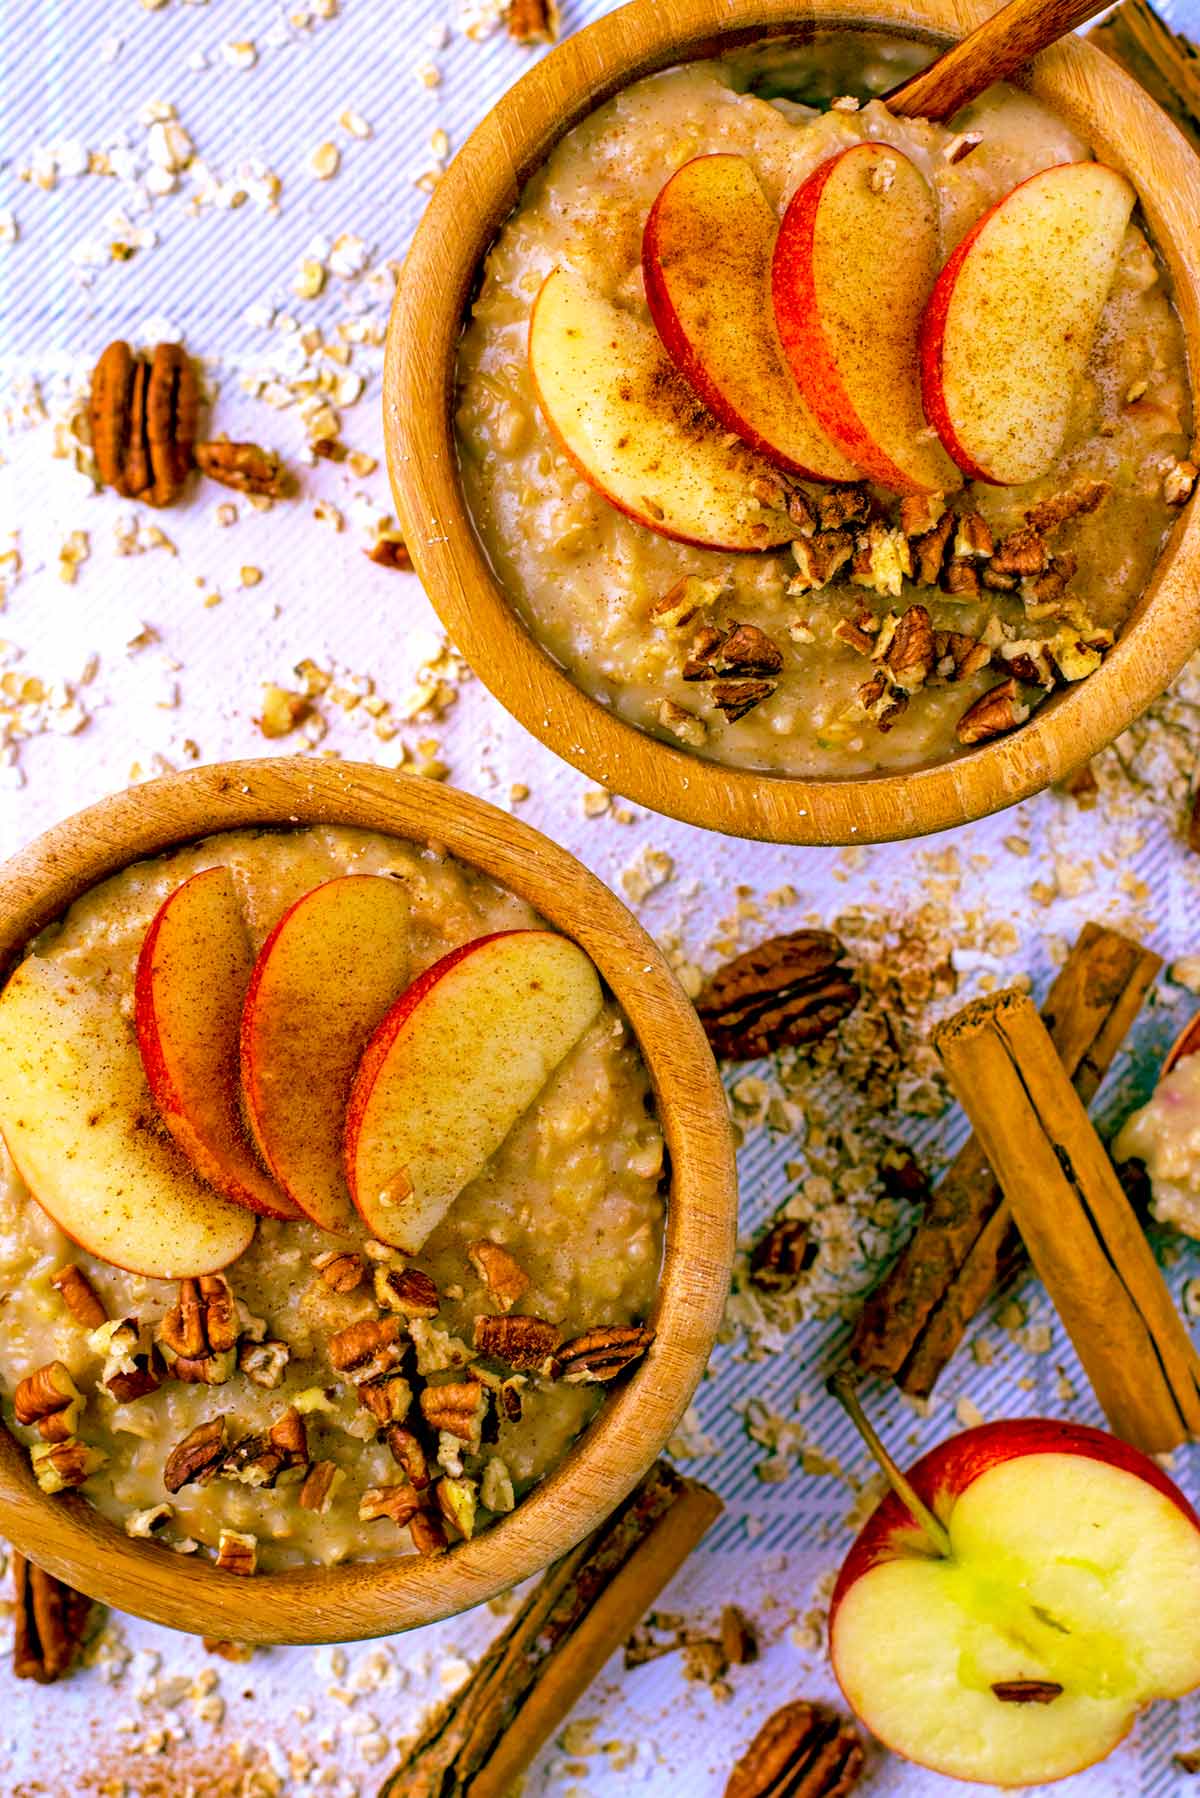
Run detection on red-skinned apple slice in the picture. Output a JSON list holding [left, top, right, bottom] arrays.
[[642, 154, 860, 482], [772, 143, 961, 495], [828, 1397, 1200, 1787], [345, 929, 602, 1252], [136, 867, 298, 1220], [0, 956, 256, 1278], [528, 266, 794, 551], [920, 160, 1136, 485], [241, 875, 410, 1234]]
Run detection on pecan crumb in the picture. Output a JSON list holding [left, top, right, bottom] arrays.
[[313, 1249, 365, 1293], [164, 1417, 229, 1494], [195, 439, 290, 498], [467, 1240, 530, 1312], [215, 1529, 258, 1577], [749, 1219, 816, 1293], [50, 1264, 107, 1329], [366, 535, 413, 570], [507, 0, 559, 41]]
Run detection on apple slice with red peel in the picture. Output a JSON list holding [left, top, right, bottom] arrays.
[[920, 161, 1136, 485], [772, 143, 961, 495], [827, 1378, 1200, 1787], [528, 266, 794, 551], [0, 956, 256, 1278], [346, 929, 603, 1252], [241, 875, 410, 1235], [136, 867, 298, 1220], [642, 154, 860, 482]]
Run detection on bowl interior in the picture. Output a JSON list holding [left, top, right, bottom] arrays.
[[385, 0, 1200, 844], [0, 760, 735, 1642]]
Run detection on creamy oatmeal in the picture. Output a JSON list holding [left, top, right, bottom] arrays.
[[1116, 1048, 1200, 1239], [457, 34, 1193, 777], [0, 827, 664, 1572]]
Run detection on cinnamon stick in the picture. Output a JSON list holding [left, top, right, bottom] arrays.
[[933, 988, 1200, 1453], [1091, 0, 1200, 153], [381, 1461, 723, 1798], [851, 924, 1160, 1393], [12, 1552, 94, 1683]]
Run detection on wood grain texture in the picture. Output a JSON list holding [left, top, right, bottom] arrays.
[[0, 760, 737, 1643], [384, 0, 1200, 845], [888, 0, 1117, 117]]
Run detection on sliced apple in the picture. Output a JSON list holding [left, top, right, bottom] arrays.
[[135, 867, 298, 1220], [241, 875, 411, 1235], [772, 143, 961, 495], [0, 956, 256, 1278], [642, 154, 860, 482], [345, 929, 603, 1252], [920, 160, 1136, 485], [528, 266, 794, 551]]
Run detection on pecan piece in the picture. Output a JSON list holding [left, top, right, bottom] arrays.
[[366, 535, 413, 570], [749, 1219, 816, 1293], [789, 528, 855, 594], [12, 1554, 94, 1684], [989, 526, 1046, 579], [221, 1433, 287, 1489], [89, 340, 135, 493], [467, 1240, 530, 1312], [696, 931, 858, 1060], [435, 1475, 478, 1541], [216, 1529, 258, 1576], [239, 1338, 290, 1389], [832, 617, 875, 656], [31, 1438, 106, 1494], [956, 676, 1030, 746], [122, 357, 153, 502], [359, 1482, 423, 1527], [854, 670, 909, 733], [710, 678, 776, 722], [725, 1700, 864, 1798], [194, 439, 289, 497], [814, 484, 870, 532], [507, 0, 559, 42], [164, 1416, 229, 1494], [374, 1265, 440, 1319], [419, 1380, 489, 1451], [882, 605, 933, 692], [941, 555, 980, 596], [721, 1605, 759, 1666], [551, 1324, 655, 1383], [932, 631, 991, 684], [410, 1509, 449, 1557], [359, 1375, 414, 1426], [145, 341, 197, 504], [50, 1264, 107, 1329], [953, 512, 994, 559], [991, 1679, 1064, 1704], [299, 1460, 345, 1514], [386, 1425, 432, 1488], [1023, 479, 1109, 535], [472, 1312, 559, 1370], [328, 1313, 405, 1384], [908, 510, 954, 587], [159, 1275, 240, 1384], [14, 1361, 83, 1441], [313, 1249, 364, 1293], [714, 623, 784, 678]]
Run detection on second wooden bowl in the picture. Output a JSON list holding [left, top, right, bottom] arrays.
[[385, 0, 1200, 845], [0, 760, 736, 1643]]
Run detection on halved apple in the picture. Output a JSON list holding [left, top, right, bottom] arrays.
[[772, 143, 961, 495], [136, 867, 298, 1220], [0, 956, 256, 1277], [345, 929, 603, 1251], [528, 266, 794, 551], [920, 160, 1136, 484], [241, 875, 410, 1234], [643, 154, 860, 482], [830, 1418, 1200, 1786]]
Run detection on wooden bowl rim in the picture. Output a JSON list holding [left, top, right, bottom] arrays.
[[1163, 1008, 1200, 1073], [0, 759, 736, 1643], [385, 0, 1200, 845]]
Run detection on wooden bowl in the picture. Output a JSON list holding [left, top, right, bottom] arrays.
[[385, 0, 1200, 846], [0, 760, 736, 1643]]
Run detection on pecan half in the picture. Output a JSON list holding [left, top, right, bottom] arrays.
[[194, 439, 289, 497], [159, 1275, 239, 1384], [551, 1324, 655, 1383], [467, 1240, 530, 1312], [12, 1554, 94, 1684], [991, 1679, 1064, 1705], [725, 1700, 864, 1798], [419, 1380, 489, 1450], [386, 1425, 432, 1488], [313, 1249, 364, 1293], [749, 1219, 816, 1293], [14, 1362, 83, 1440], [164, 1416, 229, 1494], [696, 931, 858, 1060], [710, 678, 777, 722], [145, 341, 198, 504], [31, 1438, 106, 1494], [375, 1266, 440, 1319], [956, 677, 1030, 746], [472, 1313, 559, 1370], [89, 341, 135, 493], [50, 1264, 107, 1329], [359, 1482, 423, 1527], [299, 1460, 345, 1514], [216, 1529, 258, 1576], [328, 1314, 405, 1383]]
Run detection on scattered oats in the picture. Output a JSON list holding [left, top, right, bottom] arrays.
[[1170, 957, 1200, 995], [314, 499, 345, 531], [830, 94, 860, 110], [58, 530, 90, 584], [329, 231, 369, 278], [1183, 1277, 1200, 1319], [955, 1396, 985, 1429], [338, 108, 373, 139], [415, 60, 442, 89], [0, 209, 17, 250], [146, 118, 193, 173], [510, 782, 530, 804], [621, 846, 675, 904], [240, 565, 263, 587], [348, 450, 377, 478], [259, 684, 309, 738], [222, 39, 257, 68], [307, 141, 341, 180], [430, 128, 450, 161], [582, 788, 610, 819], [293, 256, 327, 300]]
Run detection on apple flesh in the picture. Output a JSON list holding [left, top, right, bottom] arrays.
[[241, 874, 410, 1235], [772, 142, 961, 495], [135, 867, 298, 1220], [829, 1418, 1200, 1787], [345, 929, 603, 1252], [0, 956, 256, 1278], [920, 161, 1135, 485], [642, 154, 860, 483], [528, 266, 794, 551]]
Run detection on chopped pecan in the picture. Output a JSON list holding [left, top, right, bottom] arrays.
[[899, 493, 945, 538], [106, 1348, 164, 1405], [159, 1275, 239, 1384], [14, 1362, 83, 1440], [981, 562, 1019, 592], [989, 526, 1046, 579], [215, 1529, 258, 1577], [1026, 553, 1076, 610], [932, 630, 991, 684], [146, 341, 198, 504], [467, 1240, 530, 1312], [125, 1503, 174, 1538], [854, 670, 909, 732], [50, 1264, 107, 1329], [749, 1219, 816, 1293], [507, 0, 559, 42], [385, 1426, 431, 1488], [789, 528, 854, 593], [31, 1438, 106, 1494], [92, 1316, 162, 1403], [832, 617, 875, 656], [953, 512, 993, 559], [472, 1365, 528, 1424], [164, 1417, 229, 1494], [1164, 457, 1198, 505], [204, 1637, 254, 1661], [696, 931, 858, 1060], [375, 1265, 440, 1319], [359, 1482, 423, 1527], [814, 484, 870, 532], [270, 1404, 308, 1466], [684, 620, 782, 683], [724, 1700, 864, 1798], [12, 1554, 94, 1684], [419, 1380, 489, 1450], [991, 1679, 1064, 1705], [410, 1509, 449, 1557], [651, 573, 724, 630], [941, 555, 980, 596], [89, 341, 135, 493], [721, 1605, 759, 1666], [956, 677, 1030, 745], [221, 1433, 287, 1489], [878, 1145, 931, 1201], [710, 678, 776, 722], [435, 1475, 478, 1540], [909, 510, 954, 586], [1024, 479, 1109, 535], [328, 1314, 405, 1383], [551, 1324, 655, 1383], [359, 1375, 414, 1426], [473, 1312, 559, 1370], [997, 640, 1055, 687], [312, 1249, 364, 1293], [299, 1460, 345, 1514], [850, 523, 911, 597], [881, 605, 933, 692], [366, 535, 413, 570], [194, 439, 289, 497], [239, 1339, 290, 1389]]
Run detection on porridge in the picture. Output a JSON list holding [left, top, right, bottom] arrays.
[[0, 827, 664, 1572], [456, 34, 1193, 777], [1116, 1046, 1200, 1240]]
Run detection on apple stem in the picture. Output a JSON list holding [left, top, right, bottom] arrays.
[[826, 1369, 952, 1559]]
